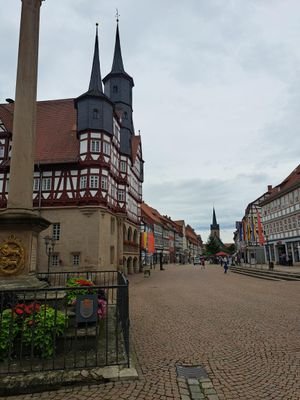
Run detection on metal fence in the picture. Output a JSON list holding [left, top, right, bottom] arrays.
[[0, 271, 129, 374]]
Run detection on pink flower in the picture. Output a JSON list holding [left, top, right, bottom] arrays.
[[97, 299, 107, 320]]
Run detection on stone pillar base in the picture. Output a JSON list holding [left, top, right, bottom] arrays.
[[0, 209, 51, 287], [0, 274, 48, 291]]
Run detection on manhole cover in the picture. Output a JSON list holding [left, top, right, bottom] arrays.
[[176, 365, 208, 379]]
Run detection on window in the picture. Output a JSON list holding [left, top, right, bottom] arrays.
[[101, 176, 108, 190], [103, 142, 110, 156], [52, 223, 60, 240], [51, 254, 59, 267], [123, 111, 128, 120], [0, 146, 4, 158], [72, 254, 80, 266], [118, 190, 125, 202], [120, 161, 126, 173], [90, 175, 99, 189], [91, 139, 100, 153], [42, 177, 51, 191], [113, 85, 118, 93], [80, 175, 87, 189], [33, 178, 40, 191], [93, 108, 99, 119], [111, 217, 115, 235], [110, 246, 115, 264]]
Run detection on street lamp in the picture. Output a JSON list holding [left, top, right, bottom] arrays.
[[44, 235, 56, 275], [264, 232, 273, 271]]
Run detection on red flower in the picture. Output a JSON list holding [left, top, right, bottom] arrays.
[[14, 307, 24, 315], [14, 302, 41, 316], [75, 279, 94, 286]]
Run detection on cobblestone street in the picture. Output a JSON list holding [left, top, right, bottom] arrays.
[[5, 264, 300, 400]]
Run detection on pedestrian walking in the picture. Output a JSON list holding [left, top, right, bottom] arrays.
[[224, 259, 229, 274], [201, 258, 205, 270]]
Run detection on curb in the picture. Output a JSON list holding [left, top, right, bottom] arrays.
[[0, 363, 139, 396]]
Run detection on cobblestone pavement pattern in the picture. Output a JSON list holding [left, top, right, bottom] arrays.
[[4, 265, 300, 400]]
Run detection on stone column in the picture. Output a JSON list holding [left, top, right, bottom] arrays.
[[0, 0, 50, 290], [8, 0, 41, 210]]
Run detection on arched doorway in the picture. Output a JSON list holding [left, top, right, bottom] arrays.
[[127, 257, 133, 274], [133, 257, 139, 273]]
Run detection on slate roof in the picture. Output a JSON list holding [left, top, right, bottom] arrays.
[[103, 23, 134, 86]]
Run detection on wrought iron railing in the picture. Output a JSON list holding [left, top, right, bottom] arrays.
[[0, 271, 129, 374]]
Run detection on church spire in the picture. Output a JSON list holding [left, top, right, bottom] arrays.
[[88, 23, 103, 94], [111, 18, 125, 74], [210, 207, 220, 239], [212, 207, 217, 226]]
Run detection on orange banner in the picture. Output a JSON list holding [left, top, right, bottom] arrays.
[[148, 232, 155, 253]]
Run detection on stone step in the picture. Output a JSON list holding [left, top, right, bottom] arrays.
[[230, 266, 300, 281], [230, 270, 282, 281]]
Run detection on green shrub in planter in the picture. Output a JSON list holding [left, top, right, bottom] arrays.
[[0, 309, 18, 360], [22, 305, 68, 358]]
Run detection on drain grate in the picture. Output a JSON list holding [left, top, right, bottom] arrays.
[[176, 365, 208, 379]]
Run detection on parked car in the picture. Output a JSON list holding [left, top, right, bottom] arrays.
[[193, 256, 201, 265]]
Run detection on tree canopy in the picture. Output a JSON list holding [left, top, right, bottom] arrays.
[[205, 234, 221, 255]]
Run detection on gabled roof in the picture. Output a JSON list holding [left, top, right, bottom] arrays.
[[260, 164, 300, 205], [0, 104, 13, 132], [141, 202, 162, 225], [185, 224, 199, 244], [0, 99, 78, 164]]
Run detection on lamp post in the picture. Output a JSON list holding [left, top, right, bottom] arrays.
[[264, 233, 273, 271], [44, 235, 56, 275]]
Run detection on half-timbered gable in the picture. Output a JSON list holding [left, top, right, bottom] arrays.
[[0, 22, 143, 274]]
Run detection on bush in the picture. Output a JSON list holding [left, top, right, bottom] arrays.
[[0, 303, 68, 359], [22, 305, 67, 358], [0, 309, 18, 359]]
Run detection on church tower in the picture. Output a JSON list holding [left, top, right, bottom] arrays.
[[210, 207, 220, 239], [75, 24, 114, 136], [103, 18, 134, 156]]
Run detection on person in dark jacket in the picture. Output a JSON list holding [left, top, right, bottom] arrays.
[[224, 259, 229, 274]]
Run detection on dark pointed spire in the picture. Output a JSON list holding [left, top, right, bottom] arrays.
[[212, 207, 217, 226], [111, 19, 125, 73], [88, 23, 103, 94]]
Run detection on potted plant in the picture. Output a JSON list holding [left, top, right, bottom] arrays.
[[66, 277, 107, 321]]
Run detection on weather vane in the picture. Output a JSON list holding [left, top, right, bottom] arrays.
[[116, 8, 120, 23]]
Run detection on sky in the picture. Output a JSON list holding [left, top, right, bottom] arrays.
[[1, 0, 300, 243]]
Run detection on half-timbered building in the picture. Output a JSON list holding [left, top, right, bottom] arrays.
[[0, 23, 144, 274]]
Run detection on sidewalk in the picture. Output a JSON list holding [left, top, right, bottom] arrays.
[[240, 262, 300, 273]]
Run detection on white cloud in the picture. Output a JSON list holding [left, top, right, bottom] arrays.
[[1, 0, 300, 243]]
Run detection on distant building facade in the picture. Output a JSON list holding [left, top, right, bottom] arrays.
[[234, 165, 300, 266], [141, 202, 202, 266], [260, 165, 300, 265]]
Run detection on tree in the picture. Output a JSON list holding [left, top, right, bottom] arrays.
[[227, 243, 236, 254], [205, 234, 221, 256]]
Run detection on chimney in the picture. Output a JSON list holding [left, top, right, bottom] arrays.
[[267, 185, 272, 192]]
